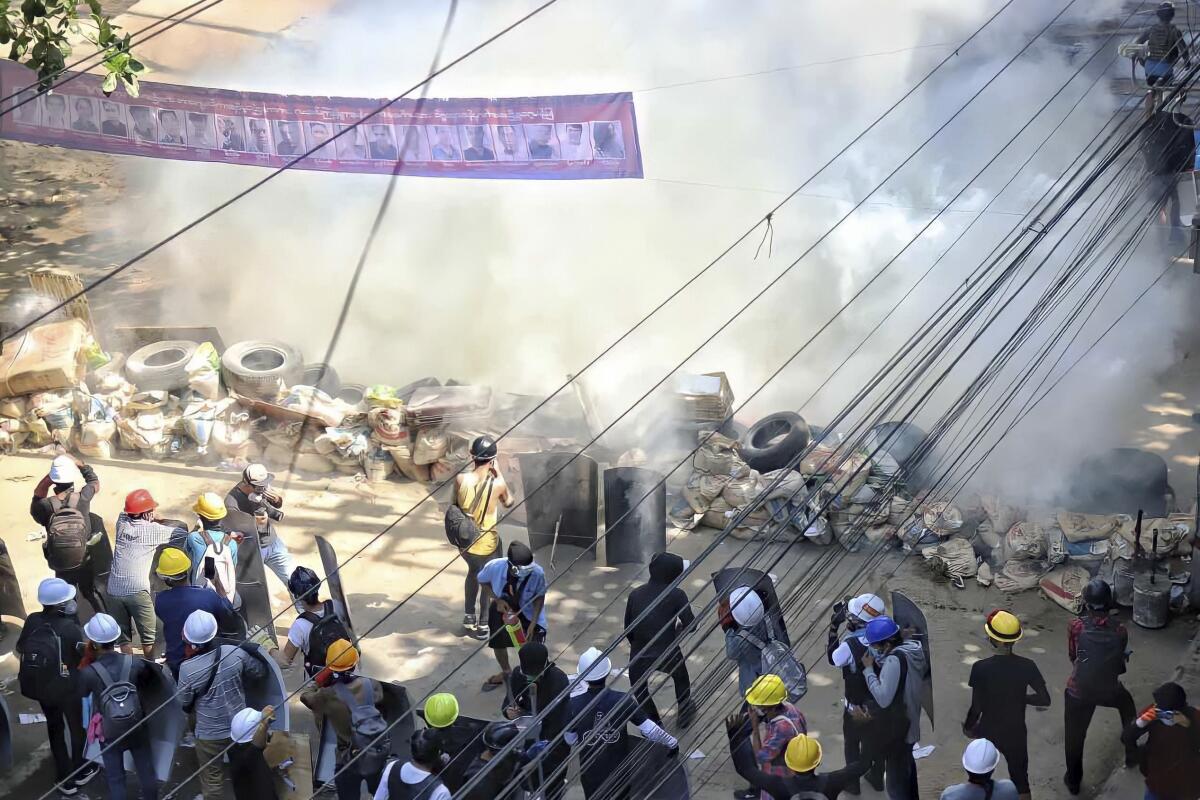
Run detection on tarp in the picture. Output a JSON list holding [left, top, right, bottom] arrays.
[[0, 537, 26, 621], [0, 62, 643, 180], [0, 692, 11, 772], [225, 509, 279, 647], [890, 591, 935, 731], [315, 536, 356, 641]]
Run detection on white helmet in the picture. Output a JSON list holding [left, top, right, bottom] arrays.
[[962, 739, 1001, 775], [230, 708, 264, 744], [83, 613, 121, 645], [48, 455, 80, 485], [37, 577, 76, 607], [577, 647, 612, 683], [729, 586, 765, 627], [849, 593, 886, 623], [183, 609, 218, 645]]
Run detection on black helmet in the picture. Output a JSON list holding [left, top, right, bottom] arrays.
[[1082, 578, 1112, 611], [287, 566, 321, 603], [410, 728, 443, 767], [482, 721, 521, 750], [471, 436, 498, 462], [1158, 1, 1175, 20]]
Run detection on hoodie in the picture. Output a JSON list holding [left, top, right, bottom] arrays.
[[866, 640, 928, 744], [625, 553, 695, 660]]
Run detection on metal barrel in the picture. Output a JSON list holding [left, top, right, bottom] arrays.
[[603, 467, 666, 566], [1132, 575, 1170, 629], [1113, 561, 1138, 607]]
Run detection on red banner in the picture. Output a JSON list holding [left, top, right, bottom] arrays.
[[0, 62, 642, 180]]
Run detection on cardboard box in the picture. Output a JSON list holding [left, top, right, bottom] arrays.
[[0, 319, 88, 398]]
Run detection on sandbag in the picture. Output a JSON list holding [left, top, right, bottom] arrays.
[[1006, 521, 1046, 561], [367, 407, 409, 452], [1040, 565, 1092, 613], [982, 495, 1024, 536], [76, 440, 112, 459], [78, 420, 115, 446], [994, 559, 1048, 593], [1057, 512, 1129, 544], [0, 397, 26, 419], [799, 444, 837, 476], [1116, 516, 1189, 556], [1045, 524, 1069, 567], [722, 474, 763, 508], [693, 442, 738, 476], [186, 342, 222, 400], [412, 426, 448, 466], [759, 468, 806, 503], [889, 495, 915, 527], [0, 320, 88, 398], [682, 474, 713, 515], [922, 536, 978, 586], [211, 414, 255, 460]]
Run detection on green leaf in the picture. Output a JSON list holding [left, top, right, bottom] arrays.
[[101, 70, 116, 94], [122, 72, 139, 98], [128, 57, 144, 73], [85, 0, 101, 14]]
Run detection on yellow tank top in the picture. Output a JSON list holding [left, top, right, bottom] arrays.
[[458, 473, 499, 555]]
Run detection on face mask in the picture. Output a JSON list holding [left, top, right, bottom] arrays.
[[1159, 709, 1177, 726], [60, 600, 78, 616], [512, 564, 534, 578]]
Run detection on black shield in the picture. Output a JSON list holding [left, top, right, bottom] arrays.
[[891, 591, 935, 730], [603, 468, 666, 566], [711, 567, 788, 645], [316, 536, 356, 640], [0, 538, 26, 621], [224, 509, 278, 647], [518, 452, 598, 557], [243, 643, 291, 733], [0, 692, 11, 772]]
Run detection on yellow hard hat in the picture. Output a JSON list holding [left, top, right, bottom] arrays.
[[192, 492, 227, 521], [424, 693, 460, 728], [745, 674, 788, 707], [984, 610, 1022, 643], [155, 547, 191, 578], [784, 734, 823, 773], [326, 639, 359, 672]]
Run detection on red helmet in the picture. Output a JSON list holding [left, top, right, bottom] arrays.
[[124, 489, 157, 515]]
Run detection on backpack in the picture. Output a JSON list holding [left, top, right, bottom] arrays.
[[301, 601, 351, 675], [1073, 617, 1126, 695], [46, 493, 88, 571], [741, 618, 808, 702], [90, 657, 144, 741], [444, 475, 493, 548], [198, 529, 237, 603], [18, 623, 73, 702], [333, 679, 391, 776]]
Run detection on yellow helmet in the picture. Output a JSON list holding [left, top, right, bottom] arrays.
[[192, 492, 227, 521], [424, 693, 460, 728], [984, 610, 1022, 643], [784, 734, 822, 773], [155, 547, 191, 578], [745, 674, 788, 707], [326, 639, 359, 672]]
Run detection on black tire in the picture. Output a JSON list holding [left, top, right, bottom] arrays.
[[739, 412, 810, 472], [336, 383, 366, 405], [221, 340, 303, 399], [124, 340, 198, 392], [301, 363, 340, 396]]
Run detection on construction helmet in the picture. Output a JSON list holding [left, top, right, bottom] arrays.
[[984, 610, 1022, 643], [287, 566, 322, 603], [124, 489, 157, 515], [729, 586, 765, 627], [864, 616, 900, 645], [424, 693, 460, 728], [745, 674, 788, 707], [230, 708, 264, 744], [1082, 578, 1113, 611], [326, 639, 359, 672], [192, 492, 227, 521], [849, 593, 886, 622], [156, 547, 191, 579], [577, 647, 612, 683], [962, 738, 1001, 775], [83, 613, 121, 645], [48, 454, 80, 485], [183, 610, 218, 645], [783, 734, 823, 773], [470, 436, 498, 462], [37, 577, 76, 607]]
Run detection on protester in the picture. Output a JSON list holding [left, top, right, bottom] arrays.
[[1138, 2, 1190, 85], [863, 615, 926, 800], [373, 729, 451, 800], [177, 609, 267, 800], [565, 647, 679, 800], [225, 464, 294, 590], [30, 454, 106, 614], [625, 552, 696, 726], [745, 674, 807, 799], [1121, 682, 1200, 800], [152, 547, 238, 678], [228, 706, 279, 800], [504, 642, 571, 800], [77, 613, 157, 800], [726, 716, 865, 800], [725, 586, 772, 696], [15, 578, 99, 795], [107, 489, 188, 658], [186, 493, 242, 602], [423, 692, 474, 792], [275, 565, 351, 676], [300, 639, 391, 800], [453, 436, 512, 639], [1063, 579, 1138, 795], [477, 541, 547, 692], [939, 739, 1019, 800], [827, 593, 887, 794], [459, 721, 524, 800]]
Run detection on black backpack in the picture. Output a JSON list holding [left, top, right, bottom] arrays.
[[301, 602, 351, 675], [90, 657, 144, 741], [333, 679, 391, 777], [46, 493, 89, 572], [1073, 617, 1126, 695], [18, 623, 73, 702], [444, 475, 493, 548]]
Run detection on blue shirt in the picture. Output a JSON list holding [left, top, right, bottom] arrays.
[[154, 585, 237, 668], [476, 558, 548, 627]]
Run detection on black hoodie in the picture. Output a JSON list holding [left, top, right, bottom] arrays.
[[625, 552, 695, 660]]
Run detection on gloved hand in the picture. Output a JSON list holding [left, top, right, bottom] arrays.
[[1136, 705, 1157, 728], [666, 744, 680, 759], [830, 601, 848, 629]]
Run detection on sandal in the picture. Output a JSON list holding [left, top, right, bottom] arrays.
[[481, 673, 507, 692]]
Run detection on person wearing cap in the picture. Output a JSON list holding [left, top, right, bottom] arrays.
[[625, 551, 696, 727], [861, 615, 927, 800], [504, 642, 571, 800], [1121, 681, 1200, 800], [939, 739, 1018, 800], [177, 609, 267, 800], [77, 613, 156, 800], [741, 674, 807, 800], [185, 492, 242, 598], [458, 721, 525, 800], [827, 593, 887, 794], [30, 453, 106, 615], [225, 464, 295, 591], [152, 546, 238, 677], [300, 639, 390, 800], [726, 714, 867, 800], [453, 436, 513, 639], [565, 646, 678, 799], [423, 693, 473, 792], [476, 540, 547, 691], [962, 611, 1049, 800], [228, 706, 278, 800], [373, 729, 452, 800], [725, 585, 784, 696], [15, 578, 99, 795], [108, 488, 188, 658]]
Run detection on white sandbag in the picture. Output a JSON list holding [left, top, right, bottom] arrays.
[[0, 396, 26, 419], [1006, 521, 1046, 561], [722, 474, 763, 508], [24, 416, 51, 445], [759, 468, 806, 503], [682, 474, 711, 515], [1057, 512, 1130, 543], [994, 559, 1048, 593], [412, 426, 448, 466], [693, 443, 737, 476], [1040, 565, 1092, 613], [889, 495, 915, 527], [75, 440, 112, 460], [799, 444, 838, 476], [922, 502, 963, 537], [185, 343, 222, 400], [981, 495, 1024, 537], [78, 420, 115, 447], [921, 537, 978, 585]]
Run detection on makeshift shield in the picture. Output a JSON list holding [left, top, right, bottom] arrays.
[[86, 660, 186, 781], [0, 537, 26, 621], [414, 711, 489, 792], [315, 536, 356, 640], [0, 691, 12, 772], [712, 567, 788, 644], [518, 452, 598, 557], [891, 591, 935, 730], [244, 644, 290, 733], [265, 730, 313, 799], [314, 680, 411, 783], [603, 467, 666, 566], [637, 740, 690, 799], [225, 508, 278, 647]]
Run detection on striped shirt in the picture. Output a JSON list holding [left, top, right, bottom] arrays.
[[106, 513, 186, 597], [177, 645, 267, 740]]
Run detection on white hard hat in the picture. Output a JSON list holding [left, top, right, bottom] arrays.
[[37, 577, 76, 607], [849, 593, 886, 622], [577, 647, 612, 683], [183, 609, 218, 645], [962, 738, 1001, 774], [48, 455, 80, 485], [230, 708, 264, 744], [729, 586, 765, 627], [83, 613, 122, 645]]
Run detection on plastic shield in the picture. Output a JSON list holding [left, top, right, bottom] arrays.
[[87, 660, 186, 782], [890, 591, 935, 730], [244, 644, 290, 733], [315, 536, 356, 640], [0, 538, 26, 621]]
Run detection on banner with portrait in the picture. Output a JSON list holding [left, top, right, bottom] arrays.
[[0, 62, 643, 180]]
